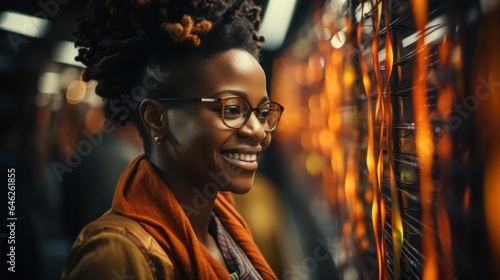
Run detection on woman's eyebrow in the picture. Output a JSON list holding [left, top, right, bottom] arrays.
[[211, 90, 247, 98], [211, 90, 270, 103]]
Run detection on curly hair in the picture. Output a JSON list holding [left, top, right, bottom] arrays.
[[73, 0, 265, 155]]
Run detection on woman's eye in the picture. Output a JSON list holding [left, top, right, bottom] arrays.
[[257, 109, 271, 121], [224, 106, 242, 118]]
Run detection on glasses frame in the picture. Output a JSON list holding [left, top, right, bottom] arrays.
[[155, 96, 284, 132]]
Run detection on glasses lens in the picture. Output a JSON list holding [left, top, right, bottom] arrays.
[[221, 98, 283, 131], [222, 98, 250, 128], [258, 103, 282, 131]]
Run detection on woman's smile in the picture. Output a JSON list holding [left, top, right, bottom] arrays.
[[220, 149, 261, 172]]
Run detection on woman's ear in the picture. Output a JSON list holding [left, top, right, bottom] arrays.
[[140, 98, 167, 143]]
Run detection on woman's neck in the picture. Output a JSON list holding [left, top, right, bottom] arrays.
[[147, 152, 216, 247]]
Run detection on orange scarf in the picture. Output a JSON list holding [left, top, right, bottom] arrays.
[[111, 154, 277, 279]]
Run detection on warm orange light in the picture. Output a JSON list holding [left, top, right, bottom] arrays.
[[319, 129, 333, 154], [85, 107, 105, 132], [437, 88, 453, 119], [381, 1, 403, 279], [478, 10, 500, 275], [410, 0, 439, 279], [463, 185, 471, 212], [305, 152, 323, 175], [434, 36, 456, 279], [358, 1, 387, 278], [345, 147, 369, 257], [485, 149, 500, 275], [66, 80, 86, 104]]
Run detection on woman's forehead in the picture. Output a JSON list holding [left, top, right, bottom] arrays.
[[176, 49, 267, 100]]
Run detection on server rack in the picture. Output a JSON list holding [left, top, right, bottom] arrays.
[[272, 0, 498, 278]]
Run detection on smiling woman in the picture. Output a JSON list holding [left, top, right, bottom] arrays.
[[146, 50, 276, 195], [60, 1, 282, 279]]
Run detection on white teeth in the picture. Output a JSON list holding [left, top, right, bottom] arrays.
[[223, 153, 257, 162]]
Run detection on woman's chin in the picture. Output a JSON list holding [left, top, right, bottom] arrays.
[[225, 176, 255, 195]]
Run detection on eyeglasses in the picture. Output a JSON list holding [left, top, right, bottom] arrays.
[[156, 96, 284, 132]]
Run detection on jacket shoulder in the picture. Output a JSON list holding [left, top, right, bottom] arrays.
[[62, 211, 174, 280]]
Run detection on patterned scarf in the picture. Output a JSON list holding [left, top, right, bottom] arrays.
[[209, 213, 263, 280]]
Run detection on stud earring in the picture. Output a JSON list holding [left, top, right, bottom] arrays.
[[154, 137, 161, 144]]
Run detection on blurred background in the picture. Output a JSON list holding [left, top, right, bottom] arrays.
[[1, 0, 500, 279]]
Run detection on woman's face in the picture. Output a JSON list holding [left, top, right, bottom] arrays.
[[159, 49, 271, 194]]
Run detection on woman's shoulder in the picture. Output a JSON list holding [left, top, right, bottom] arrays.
[[61, 211, 174, 280]]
